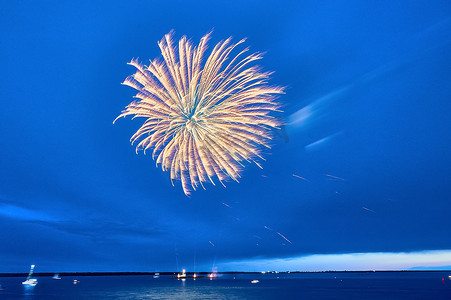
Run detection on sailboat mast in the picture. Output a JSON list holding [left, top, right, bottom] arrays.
[[27, 265, 35, 279]]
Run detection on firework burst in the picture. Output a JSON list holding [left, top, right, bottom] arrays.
[[114, 31, 284, 196]]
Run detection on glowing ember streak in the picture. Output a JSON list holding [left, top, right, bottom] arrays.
[[265, 225, 292, 244], [325, 174, 345, 181], [276, 232, 292, 244], [115, 31, 284, 196], [362, 206, 376, 213], [292, 174, 310, 182]]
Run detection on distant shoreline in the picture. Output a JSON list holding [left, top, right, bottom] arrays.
[[1, 270, 450, 278]]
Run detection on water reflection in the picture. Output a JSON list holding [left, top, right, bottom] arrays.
[[22, 284, 35, 299]]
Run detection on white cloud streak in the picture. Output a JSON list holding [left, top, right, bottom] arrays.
[[0, 204, 56, 222], [217, 250, 451, 272]]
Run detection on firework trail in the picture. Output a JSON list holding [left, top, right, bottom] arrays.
[[264, 225, 292, 244], [362, 206, 376, 213], [276, 232, 292, 244], [221, 202, 232, 208], [292, 174, 310, 182], [325, 174, 345, 181], [115, 31, 284, 196]]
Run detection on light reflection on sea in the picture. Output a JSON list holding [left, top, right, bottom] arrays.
[[0, 272, 450, 299]]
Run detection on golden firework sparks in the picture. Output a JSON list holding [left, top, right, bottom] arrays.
[[115, 31, 284, 195]]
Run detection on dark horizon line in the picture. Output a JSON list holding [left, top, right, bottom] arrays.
[[1, 270, 451, 277]]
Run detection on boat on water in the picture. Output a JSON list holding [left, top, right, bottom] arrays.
[[251, 280, 259, 284], [174, 269, 188, 279], [22, 265, 38, 286], [172, 269, 210, 279], [52, 273, 61, 280], [153, 272, 160, 278]]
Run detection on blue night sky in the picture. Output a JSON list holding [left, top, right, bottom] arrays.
[[1, 1, 451, 272]]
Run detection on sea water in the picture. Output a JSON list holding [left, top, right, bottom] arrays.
[[0, 272, 450, 299]]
